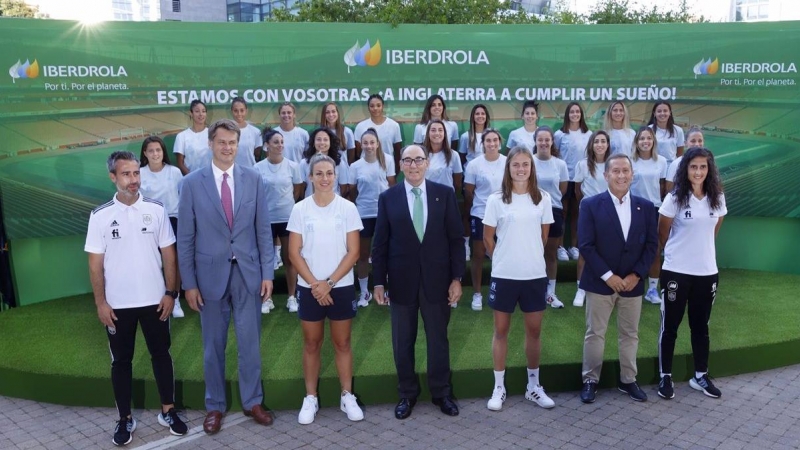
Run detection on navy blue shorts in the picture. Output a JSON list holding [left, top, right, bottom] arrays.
[[360, 218, 377, 238], [296, 284, 357, 322], [488, 277, 548, 313], [548, 208, 564, 238], [470, 216, 484, 242], [271, 222, 289, 238]]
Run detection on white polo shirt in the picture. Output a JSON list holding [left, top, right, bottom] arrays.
[[84, 194, 175, 309]]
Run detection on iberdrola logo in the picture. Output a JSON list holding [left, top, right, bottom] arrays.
[[344, 40, 381, 73], [693, 57, 719, 78], [9, 59, 40, 83]]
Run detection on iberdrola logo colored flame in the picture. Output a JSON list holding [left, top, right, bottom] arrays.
[[693, 57, 719, 78], [9, 59, 40, 83], [344, 40, 381, 73]]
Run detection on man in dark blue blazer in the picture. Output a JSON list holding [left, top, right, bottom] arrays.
[[577, 154, 658, 404], [372, 144, 466, 419]]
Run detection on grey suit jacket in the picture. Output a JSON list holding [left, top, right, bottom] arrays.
[[177, 163, 274, 301]]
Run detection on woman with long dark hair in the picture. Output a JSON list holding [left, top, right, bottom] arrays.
[[422, 119, 463, 192], [413, 94, 459, 150], [458, 104, 490, 167], [173, 99, 209, 175], [353, 93, 403, 168], [647, 101, 685, 166], [320, 102, 356, 164], [299, 127, 350, 198]]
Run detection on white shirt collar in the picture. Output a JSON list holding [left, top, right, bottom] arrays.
[[608, 189, 630, 205], [404, 179, 425, 195], [212, 162, 235, 179], [113, 192, 142, 209]]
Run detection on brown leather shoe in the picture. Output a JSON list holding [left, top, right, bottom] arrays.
[[243, 404, 274, 426], [203, 410, 223, 434]]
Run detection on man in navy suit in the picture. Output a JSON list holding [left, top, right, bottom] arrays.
[[178, 119, 274, 433], [372, 144, 465, 419], [577, 153, 658, 404]]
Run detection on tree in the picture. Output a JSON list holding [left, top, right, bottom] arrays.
[[587, 0, 703, 24], [0, 0, 45, 18]]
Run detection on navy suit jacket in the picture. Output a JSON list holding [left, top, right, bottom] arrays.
[[577, 190, 658, 297], [372, 180, 465, 305], [177, 164, 274, 301]]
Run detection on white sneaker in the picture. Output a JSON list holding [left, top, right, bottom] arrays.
[[525, 384, 555, 409], [450, 301, 458, 308], [298, 395, 318, 425], [273, 257, 283, 271], [465, 240, 471, 261], [547, 293, 564, 309], [471, 293, 483, 311], [171, 300, 185, 318], [287, 295, 298, 313], [645, 287, 661, 304], [261, 298, 274, 314], [568, 247, 580, 260], [487, 386, 506, 411], [557, 246, 569, 261], [573, 289, 585, 307], [357, 291, 372, 308], [340, 391, 364, 421]]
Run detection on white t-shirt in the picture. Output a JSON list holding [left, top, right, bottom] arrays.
[[666, 156, 682, 183], [608, 128, 636, 157], [84, 194, 175, 309], [413, 120, 459, 145], [173, 127, 210, 173], [354, 117, 403, 157], [425, 150, 463, 190], [139, 165, 183, 218], [631, 157, 668, 207], [278, 126, 310, 163], [332, 127, 355, 152], [660, 192, 727, 276], [533, 156, 569, 209], [483, 191, 554, 280], [299, 158, 350, 197], [253, 157, 303, 223], [286, 195, 363, 288], [649, 124, 685, 164], [236, 123, 262, 168], [573, 160, 608, 199], [464, 154, 506, 219], [554, 129, 592, 179], [458, 131, 484, 165], [506, 127, 536, 151], [348, 157, 396, 218]]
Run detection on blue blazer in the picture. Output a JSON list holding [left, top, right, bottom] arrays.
[[577, 191, 657, 297], [372, 180, 465, 305], [177, 164, 274, 301]]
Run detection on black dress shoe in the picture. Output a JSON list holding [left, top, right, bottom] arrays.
[[395, 398, 417, 420], [580, 382, 597, 404], [618, 381, 648, 402], [432, 396, 459, 416]]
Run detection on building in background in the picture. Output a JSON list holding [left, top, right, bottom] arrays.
[[730, 0, 800, 22], [159, 0, 225, 21]]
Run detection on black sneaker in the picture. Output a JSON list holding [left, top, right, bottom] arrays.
[[158, 408, 188, 436], [618, 381, 648, 402], [690, 373, 721, 398], [658, 375, 675, 399], [112, 416, 137, 446], [580, 381, 597, 404]]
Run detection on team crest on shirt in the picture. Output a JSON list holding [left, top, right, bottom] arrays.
[[142, 214, 153, 225]]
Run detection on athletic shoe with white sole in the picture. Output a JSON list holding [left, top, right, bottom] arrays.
[[287, 295, 298, 313], [487, 386, 506, 411], [172, 300, 185, 318], [658, 375, 675, 400], [644, 287, 661, 304], [340, 391, 364, 421], [298, 395, 319, 425], [573, 289, 585, 307], [261, 298, 275, 314], [471, 293, 483, 311], [273, 257, 283, 270], [357, 291, 372, 308], [547, 293, 565, 309], [690, 373, 721, 398], [157, 408, 188, 436], [568, 247, 580, 260], [112, 416, 137, 446], [557, 246, 569, 261], [525, 385, 555, 409]]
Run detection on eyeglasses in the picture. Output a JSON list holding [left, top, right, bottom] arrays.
[[401, 157, 427, 167]]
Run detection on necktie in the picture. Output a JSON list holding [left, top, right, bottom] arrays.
[[411, 187, 423, 241], [221, 172, 233, 230]]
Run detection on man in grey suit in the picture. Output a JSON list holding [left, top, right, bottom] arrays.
[[178, 119, 274, 434]]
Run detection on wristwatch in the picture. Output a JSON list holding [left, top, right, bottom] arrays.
[[326, 278, 336, 288], [165, 290, 179, 299]]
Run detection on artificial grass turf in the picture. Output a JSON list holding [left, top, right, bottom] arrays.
[[1, 268, 798, 386]]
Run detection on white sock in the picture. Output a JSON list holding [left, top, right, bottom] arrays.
[[494, 370, 505, 388], [660, 372, 671, 379], [649, 278, 658, 290], [695, 371, 706, 379], [358, 277, 369, 295], [527, 367, 539, 389], [547, 279, 556, 295]]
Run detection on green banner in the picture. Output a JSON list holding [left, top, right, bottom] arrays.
[[1, 19, 799, 240]]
